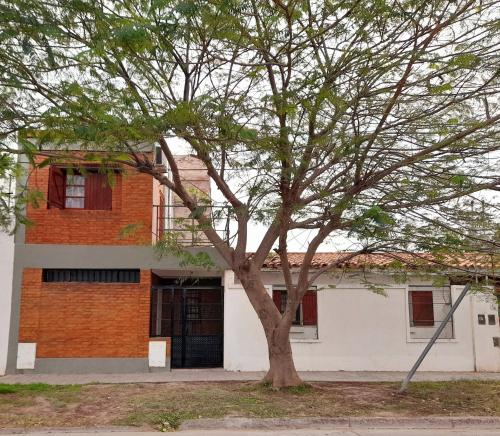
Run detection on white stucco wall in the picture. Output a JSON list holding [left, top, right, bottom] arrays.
[[471, 292, 500, 371], [223, 270, 488, 372], [0, 231, 15, 375]]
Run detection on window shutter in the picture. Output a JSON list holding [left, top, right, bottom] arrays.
[[272, 290, 282, 313], [47, 166, 65, 209], [85, 173, 112, 210], [158, 191, 165, 235], [302, 290, 317, 326], [411, 291, 434, 326]]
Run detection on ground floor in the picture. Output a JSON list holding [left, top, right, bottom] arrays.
[[6, 245, 500, 375]]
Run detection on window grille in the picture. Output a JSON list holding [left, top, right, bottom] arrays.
[[408, 286, 454, 339], [42, 269, 140, 283]]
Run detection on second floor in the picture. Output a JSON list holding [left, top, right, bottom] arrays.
[[22, 151, 223, 246]]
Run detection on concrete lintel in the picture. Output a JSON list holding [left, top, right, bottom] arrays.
[[13, 244, 229, 270]]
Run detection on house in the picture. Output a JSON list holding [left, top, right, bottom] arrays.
[[3, 145, 500, 375]]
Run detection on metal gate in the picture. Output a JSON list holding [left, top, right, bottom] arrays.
[[150, 286, 223, 368]]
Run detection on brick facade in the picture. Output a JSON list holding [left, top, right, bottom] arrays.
[[17, 153, 214, 364], [18, 269, 151, 358], [25, 157, 154, 245]]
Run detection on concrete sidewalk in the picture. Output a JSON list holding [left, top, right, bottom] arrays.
[[1, 369, 499, 385], [2, 417, 500, 435], [1, 430, 500, 436]]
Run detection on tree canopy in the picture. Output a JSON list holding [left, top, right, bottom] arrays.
[[0, 0, 499, 386]]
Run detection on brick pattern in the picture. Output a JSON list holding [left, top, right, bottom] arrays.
[[25, 156, 153, 245], [18, 269, 151, 358]]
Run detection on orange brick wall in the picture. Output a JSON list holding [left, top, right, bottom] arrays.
[[18, 269, 151, 358], [25, 157, 153, 245]]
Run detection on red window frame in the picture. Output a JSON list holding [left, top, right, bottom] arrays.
[[272, 289, 317, 326], [47, 166, 113, 211]]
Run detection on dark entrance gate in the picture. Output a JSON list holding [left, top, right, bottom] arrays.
[[150, 284, 223, 368]]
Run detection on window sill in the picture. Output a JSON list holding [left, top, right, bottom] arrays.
[[407, 338, 458, 343], [47, 208, 115, 212], [290, 338, 321, 343]]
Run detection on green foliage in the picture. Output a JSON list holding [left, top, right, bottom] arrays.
[[0, 0, 497, 282], [449, 53, 480, 69], [119, 222, 144, 239], [155, 232, 215, 269], [0, 383, 81, 394], [428, 83, 453, 94]]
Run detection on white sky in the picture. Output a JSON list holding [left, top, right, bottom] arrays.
[[168, 136, 355, 252]]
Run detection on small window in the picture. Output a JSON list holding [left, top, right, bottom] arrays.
[[272, 287, 318, 339], [42, 269, 140, 283], [48, 166, 113, 210], [408, 286, 453, 339]]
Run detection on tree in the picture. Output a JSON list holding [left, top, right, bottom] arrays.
[[0, 0, 499, 387]]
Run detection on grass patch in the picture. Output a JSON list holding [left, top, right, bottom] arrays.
[[156, 411, 197, 431], [0, 383, 81, 395], [0, 380, 498, 430], [283, 383, 313, 395]]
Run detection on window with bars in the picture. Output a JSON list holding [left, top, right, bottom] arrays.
[[408, 286, 454, 339], [42, 269, 140, 283], [47, 166, 113, 210]]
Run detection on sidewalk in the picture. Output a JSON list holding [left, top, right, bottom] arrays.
[[1, 430, 500, 436], [1, 417, 500, 435], [1, 369, 499, 385]]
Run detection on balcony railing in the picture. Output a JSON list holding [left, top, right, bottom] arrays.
[[153, 204, 232, 246]]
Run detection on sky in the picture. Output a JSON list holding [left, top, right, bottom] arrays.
[[168, 137, 356, 253]]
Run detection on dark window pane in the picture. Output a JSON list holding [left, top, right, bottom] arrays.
[[42, 269, 140, 283]]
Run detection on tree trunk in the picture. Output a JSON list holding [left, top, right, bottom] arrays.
[[263, 322, 302, 388], [238, 267, 303, 388]]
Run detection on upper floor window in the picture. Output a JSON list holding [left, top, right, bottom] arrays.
[[47, 166, 112, 210]]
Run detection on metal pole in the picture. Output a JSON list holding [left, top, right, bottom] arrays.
[[399, 283, 471, 393]]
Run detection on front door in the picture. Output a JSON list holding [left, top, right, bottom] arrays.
[[150, 286, 223, 368]]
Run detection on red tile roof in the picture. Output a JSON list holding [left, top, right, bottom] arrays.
[[260, 252, 498, 271]]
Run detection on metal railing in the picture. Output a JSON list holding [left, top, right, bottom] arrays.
[[152, 204, 232, 246]]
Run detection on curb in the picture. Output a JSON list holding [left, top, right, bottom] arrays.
[[0, 427, 145, 435], [179, 416, 500, 431]]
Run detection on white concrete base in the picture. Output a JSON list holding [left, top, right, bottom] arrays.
[[0, 231, 15, 375], [148, 340, 167, 367], [17, 343, 36, 370], [471, 293, 500, 371]]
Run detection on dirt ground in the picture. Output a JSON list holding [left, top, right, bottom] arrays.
[[0, 380, 498, 431]]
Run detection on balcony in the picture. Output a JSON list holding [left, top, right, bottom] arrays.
[[152, 204, 232, 246]]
